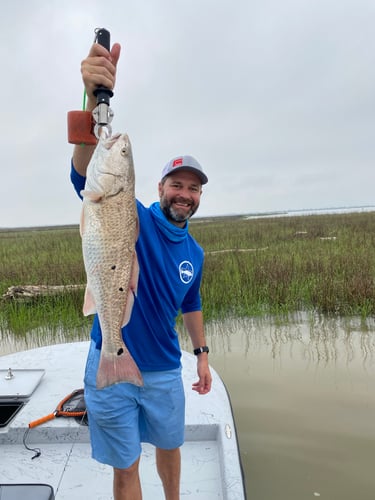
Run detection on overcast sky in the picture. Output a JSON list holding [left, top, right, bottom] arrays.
[[2, 0, 374, 227]]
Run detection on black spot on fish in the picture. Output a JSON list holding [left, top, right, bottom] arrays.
[[117, 348, 124, 356], [111, 265, 116, 270], [119, 287, 124, 292]]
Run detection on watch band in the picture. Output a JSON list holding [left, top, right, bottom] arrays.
[[193, 346, 209, 355]]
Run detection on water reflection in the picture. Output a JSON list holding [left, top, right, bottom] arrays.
[[182, 312, 375, 371], [0, 326, 90, 357]]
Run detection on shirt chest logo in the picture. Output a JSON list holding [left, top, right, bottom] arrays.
[[179, 261, 194, 284]]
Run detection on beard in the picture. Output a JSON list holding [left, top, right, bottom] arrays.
[[160, 195, 199, 224]]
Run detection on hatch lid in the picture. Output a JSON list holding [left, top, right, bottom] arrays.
[[0, 369, 45, 400]]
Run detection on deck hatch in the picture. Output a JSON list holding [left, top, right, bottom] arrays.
[[0, 369, 45, 400], [0, 402, 24, 428]]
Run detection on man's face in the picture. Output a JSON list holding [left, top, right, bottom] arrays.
[[158, 171, 202, 227]]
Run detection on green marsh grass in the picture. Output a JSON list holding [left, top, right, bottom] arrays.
[[1, 212, 375, 337]]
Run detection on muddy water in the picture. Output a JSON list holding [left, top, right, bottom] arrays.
[[1, 313, 375, 499], [182, 314, 375, 500]]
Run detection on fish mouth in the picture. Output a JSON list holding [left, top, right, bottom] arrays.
[[102, 133, 129, 150], [97, 168, 118, 176]]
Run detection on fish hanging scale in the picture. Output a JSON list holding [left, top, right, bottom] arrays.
[[67, 27, 114, 144]]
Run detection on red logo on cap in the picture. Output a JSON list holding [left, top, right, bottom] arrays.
[[172, 158, 183, 168]]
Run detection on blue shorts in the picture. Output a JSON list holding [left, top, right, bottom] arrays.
[[83, 341, 185, 469]]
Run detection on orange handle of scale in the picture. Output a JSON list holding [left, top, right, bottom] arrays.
[[28, 412, 56, 429], [67, 110, 97, 145]]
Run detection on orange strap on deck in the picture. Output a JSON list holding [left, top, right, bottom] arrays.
[[29, 412, 56, 429], [27, 389, 86, 428]]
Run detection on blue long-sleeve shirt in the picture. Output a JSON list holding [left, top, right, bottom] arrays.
[[71, 164, 204, 371]]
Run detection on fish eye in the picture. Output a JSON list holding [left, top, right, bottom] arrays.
[[121, 147, 127, 156]]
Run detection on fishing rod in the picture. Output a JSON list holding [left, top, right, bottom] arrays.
[[67, 27, 114, 144]]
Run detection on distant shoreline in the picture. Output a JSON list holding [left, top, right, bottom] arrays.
[[1, 205, 375, 232]]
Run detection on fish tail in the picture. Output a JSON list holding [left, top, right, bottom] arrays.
[[96, 348, 143, 389]]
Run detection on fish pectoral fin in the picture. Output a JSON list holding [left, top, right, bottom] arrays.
[[80, 189, 104, 202], [83, 286, 97, 316], [120, 252, 139, 328], [121, 289, 135, 328], [130, 252, 140, 297], [79, 208, 85, 237]]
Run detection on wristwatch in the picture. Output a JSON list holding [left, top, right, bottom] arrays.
[[193, 346, 209, 355]]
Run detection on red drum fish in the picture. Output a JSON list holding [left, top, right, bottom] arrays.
[[80, 133, 143, 389]]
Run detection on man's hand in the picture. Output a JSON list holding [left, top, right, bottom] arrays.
[[81, 42, 121, 109], [192, 355, 212, 395]]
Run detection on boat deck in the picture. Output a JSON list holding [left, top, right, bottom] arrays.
[[0, 342, 246, 499], [1, 440, 222, 499]]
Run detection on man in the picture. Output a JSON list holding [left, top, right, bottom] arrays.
[[70, 41, 212, 500]]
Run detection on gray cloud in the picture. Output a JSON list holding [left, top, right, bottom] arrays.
[[1, 0, 374, 227]]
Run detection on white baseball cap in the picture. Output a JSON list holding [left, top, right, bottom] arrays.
[[161, 155, 208, 185]]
